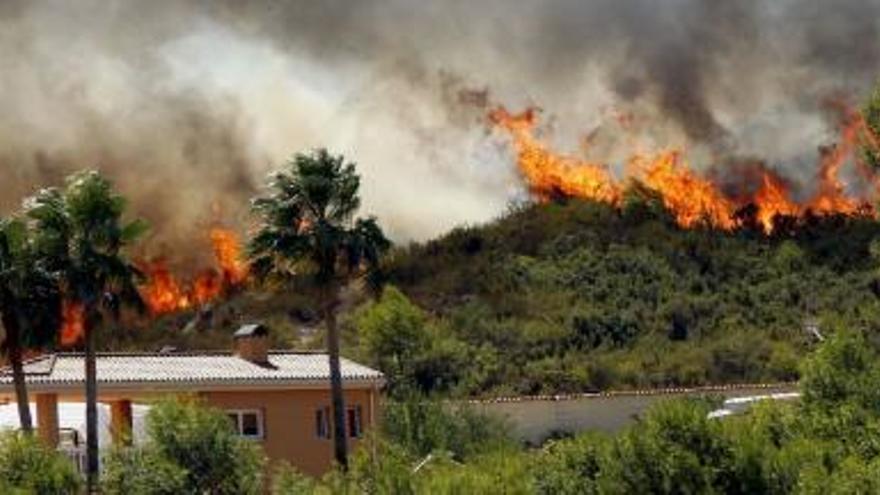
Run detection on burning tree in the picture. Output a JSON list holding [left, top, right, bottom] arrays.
[[248, 149, 390, 470]]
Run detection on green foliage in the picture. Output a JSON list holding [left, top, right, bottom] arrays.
[[799, 329, 880, 411], [272, 462, 319, 494], [600, 399, 728, 493], [525, 330, 880, 494], [382, 398, 515, 461], [356, 286, 430, 396], [0, 216, 63, 348], [248, 149, 391, 469], [0, 430, 80, 494], [248, 148, 390, 286], [276, 444, 533, 495], [102, 446, 187, 495], [412, 450, 533, 495], [25, 170, 146, 315], [533, 432, 608, 494], [138, 398, 266, 494], [863, 80, 880, 171], [385, 199, 880, 395]]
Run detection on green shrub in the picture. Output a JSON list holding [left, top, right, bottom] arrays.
[[382, 398, 515, 460], [532, 432, 607, 494], [102, 445, 186, 495], [0, 430, 80, 494], [271, 462, 318, 494], [101, 399, 269, 493]]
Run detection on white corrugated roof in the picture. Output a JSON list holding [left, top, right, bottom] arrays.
[[0, 352, 384, 390]]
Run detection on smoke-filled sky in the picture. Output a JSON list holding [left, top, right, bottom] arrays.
[[1, 0, 879, 263]]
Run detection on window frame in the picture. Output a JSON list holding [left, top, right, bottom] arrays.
[[348, 405, 363, 439], [315, 405, 365, 440], [227, 409, 264, 440], [316, 406, 331, 439]]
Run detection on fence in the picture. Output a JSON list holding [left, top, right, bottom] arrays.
[[472, 383, 798, 445]]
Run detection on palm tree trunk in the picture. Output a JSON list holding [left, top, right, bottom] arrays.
[[323, 285, 349, 470], [84, 309, 99, 493], [3, 314, 33, 433]]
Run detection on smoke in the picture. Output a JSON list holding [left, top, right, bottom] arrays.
[[0, 0, 878, 262]]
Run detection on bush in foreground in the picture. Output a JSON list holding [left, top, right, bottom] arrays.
[[0, 430, 80, 494], [530, 329, 880, 494], [104, 398, 265, 494]]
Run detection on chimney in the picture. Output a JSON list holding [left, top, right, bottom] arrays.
[[233, 324, 270, 364]]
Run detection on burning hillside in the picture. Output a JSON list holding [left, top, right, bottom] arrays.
[[60, 228, 249, 345], [139, 228, 249, 315], [489, 102, 880, 234]]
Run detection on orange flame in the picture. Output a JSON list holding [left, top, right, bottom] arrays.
[[210, 228, 249, 285], [489, 103, 880, 233], [809, 103, 864, 215], [139, 228, 249, 315], [60, 301, 84, 346], [753, 172, 800, 233], [139, 259, 192, 314], [489, 107, 621, 204], [637, 150, 736, 230]]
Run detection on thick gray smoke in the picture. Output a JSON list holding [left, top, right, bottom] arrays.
[[1, 0, 878, 264]]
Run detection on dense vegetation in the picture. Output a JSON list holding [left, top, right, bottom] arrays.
[[2, 329, 878, 494], [283, 328, 880, 494], [369, 195, 880, 396], [103, 398, 266, 494], [108, 194, 880, 398]]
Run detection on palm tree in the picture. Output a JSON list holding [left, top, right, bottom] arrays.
[[249, 149, 390, 469], [0, 216, 62, 434], [26, 171, 146, 492]]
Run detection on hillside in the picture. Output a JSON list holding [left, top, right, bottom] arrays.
[[381, 193, 880, 396], [100, 194, 880, 398]]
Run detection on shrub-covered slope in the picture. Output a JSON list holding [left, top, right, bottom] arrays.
[[105, 195, 880, 398], [380, 195, 880, 396]]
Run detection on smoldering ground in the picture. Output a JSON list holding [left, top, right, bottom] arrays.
[[0, 0, 878, 267]]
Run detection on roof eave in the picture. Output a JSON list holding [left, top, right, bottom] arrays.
[[0, 377, 386, 396]]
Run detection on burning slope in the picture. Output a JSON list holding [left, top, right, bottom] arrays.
[[488, 107, 621, 204], [59, 301, 85, 347], [140, 228, 250, 315], [59, 227, 249, 346], [490, 104, 880, 233]]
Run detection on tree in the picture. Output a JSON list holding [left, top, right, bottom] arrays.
[[0, 217, 62, 434], [25, 171, 146, 492], [0, 430, 80, 493], [355, 285, 429, 396], [249, 149, 390, 469], [104, 398, 265, 495]]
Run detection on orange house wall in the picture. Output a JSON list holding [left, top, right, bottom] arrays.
[[200, 388, 377, 476]]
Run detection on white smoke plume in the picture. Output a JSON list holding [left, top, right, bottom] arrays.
[[0, 0, 878, 266]]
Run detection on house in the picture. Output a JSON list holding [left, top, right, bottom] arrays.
[[0, 324, 385, 476]]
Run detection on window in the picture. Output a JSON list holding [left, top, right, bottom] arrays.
[[348, 405, 363, 438], [316, 406, 331, 439], [227, 410, 263, 439], [316, 405, 364, 439]]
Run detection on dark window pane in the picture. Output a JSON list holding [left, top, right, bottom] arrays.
[[315, 409, 324, 438], [348, 406, 362, 438], [241, 412, 260, 437], [316, 408, 330, 439]]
